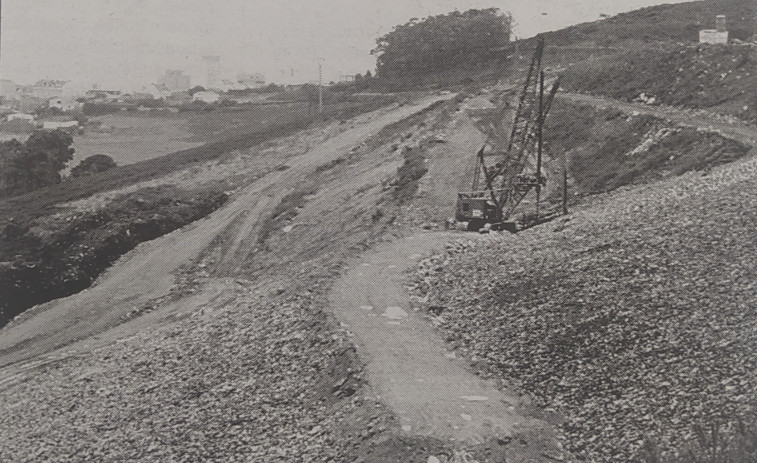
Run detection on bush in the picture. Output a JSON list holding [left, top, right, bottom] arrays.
[[82, 102, 122, 116], [70, 154, 118, 177]]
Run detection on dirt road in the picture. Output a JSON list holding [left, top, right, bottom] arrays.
[[0, 94, 452, 370], [559, 92, 757, 146], [330, 233, 561, 460]]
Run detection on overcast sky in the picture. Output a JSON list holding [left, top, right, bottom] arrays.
[[1, 0, 691, 90]]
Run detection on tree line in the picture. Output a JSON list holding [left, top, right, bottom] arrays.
[[0, 130, 116, 196], [371, 8, 514, 78]]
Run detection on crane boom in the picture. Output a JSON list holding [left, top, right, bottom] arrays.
[[455, 38, 561, 231]]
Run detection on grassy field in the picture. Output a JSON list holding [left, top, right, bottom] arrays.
[[0, 99, 394, 226], [71, 114, 199, 170], [71, 103, 322, 169]]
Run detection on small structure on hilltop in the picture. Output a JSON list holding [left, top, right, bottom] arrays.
[[699, 15, 729, 44]]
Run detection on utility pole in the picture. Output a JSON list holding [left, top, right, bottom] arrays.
[[0, 0, 3, 80], [535, 70, 545, 223], [562, 165, 569, 215], [317, 58, 324, 114]]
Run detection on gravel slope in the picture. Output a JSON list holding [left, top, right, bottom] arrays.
[[0, 270, 364, 462], [0, 94, 461, 463], [412, 152, 757, 461]]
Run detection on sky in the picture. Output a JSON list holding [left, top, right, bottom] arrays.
[[0, 0, 692, 90]]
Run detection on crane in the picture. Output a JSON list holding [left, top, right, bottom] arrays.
[[456, 38, 561, 231]]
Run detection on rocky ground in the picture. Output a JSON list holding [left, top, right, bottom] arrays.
[[411, 152, 757, 461], [0, 259, 437, 462], [0, 95, 462, 463], [1, 267, 346, 461]]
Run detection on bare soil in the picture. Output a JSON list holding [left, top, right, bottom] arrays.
[[0, 94, 451, 370], [331, 233, 563, 462]]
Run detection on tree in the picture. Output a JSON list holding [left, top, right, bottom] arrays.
[[0, 139, 25, 191], [188, 85, 206, 96], [371, 8, 514, 78], [0, 130, 75, 194], [70, 154, 117, 177], [263, 83, 281, 93], [365, 70, 373, 79]]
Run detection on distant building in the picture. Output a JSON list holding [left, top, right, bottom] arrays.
[[700, 15, 729, 44], [20, 79, 70, 99], [339, 75, 356, 83], [193, 91, 220, 103], [42, 120, 79, 130], [48, 97, 82, 112], [220, 79, 241, 91], [157, 70, 191, 92], [149, 83, 173, 99], [84, 89, 123, 102], [237, 73, 266, 89], [6, 113, 35, 122], [202, 56, 221, 89]]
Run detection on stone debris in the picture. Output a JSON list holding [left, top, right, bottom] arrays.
[[383, 306, 408, 319], [0, 272, 371, 463], [411, 155, 757, 461]]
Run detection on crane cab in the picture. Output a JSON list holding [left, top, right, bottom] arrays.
[[456, 191, 499, 230]]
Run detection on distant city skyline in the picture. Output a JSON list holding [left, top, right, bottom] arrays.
[[1, 0, 692, 91]]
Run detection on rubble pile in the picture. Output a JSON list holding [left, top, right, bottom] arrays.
[[0, 270, 368, 462], [411, 156, 757, 461]]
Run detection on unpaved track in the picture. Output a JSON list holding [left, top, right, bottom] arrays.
[[330, 233, 560, 458], [0, 95, 451, 370], [559, 92, 757, 146]]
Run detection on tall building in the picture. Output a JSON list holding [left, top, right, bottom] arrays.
[[157, 70, 191, 92], [202, 56, 221, 89]]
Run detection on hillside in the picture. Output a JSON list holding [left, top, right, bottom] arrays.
[[560, 44, 757, 124], [413, 152, 757, 461], [1, 1, 756, 462], [542, 0, 754, 45]]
